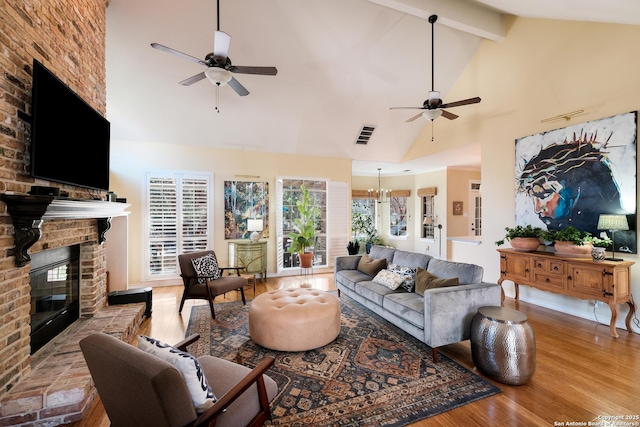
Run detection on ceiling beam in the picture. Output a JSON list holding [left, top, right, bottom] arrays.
[[368, 0, 505, 41]]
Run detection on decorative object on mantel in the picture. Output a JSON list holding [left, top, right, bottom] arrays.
[[514, 111, 637, 254], [368, 168, 390, 204], [0, 194, 130, 267], [597, 214, 629, 261]]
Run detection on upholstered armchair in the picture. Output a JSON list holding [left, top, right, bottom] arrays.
[[80, 332, 278, 427], [178, 250, 248, 318]]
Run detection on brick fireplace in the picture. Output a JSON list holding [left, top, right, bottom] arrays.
[[1, 0, 109, 404]]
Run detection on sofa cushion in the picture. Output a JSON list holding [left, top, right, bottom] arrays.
[[355, 280, 397, 306], [426, 258, 483, 285], [138, 335, 217, 412], [414, 267, 459, 295], [357, 254, 387, 277], [372, 269, 406, 290], [391, 250, 430, 270], [388, 263, 416, 292], [368, 245, 396, 264], [335, 269, 371, 292], [383, 292, 425, 329]]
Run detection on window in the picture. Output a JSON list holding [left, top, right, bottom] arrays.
[[144, 172, 212, 280], [351, 199, 376, 241], [421, 195, 435, 239], [280, 179, 327, 269], [389, 196, 408, 238]]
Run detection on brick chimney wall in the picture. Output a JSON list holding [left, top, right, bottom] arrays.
[[0, 0, 109, 395]]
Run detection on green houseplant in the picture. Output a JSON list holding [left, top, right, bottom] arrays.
[[288, 185, 320, 267], [495, 225, 543, 251], [542, 226, 593, 257]]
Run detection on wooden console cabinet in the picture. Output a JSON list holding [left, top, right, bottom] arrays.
[[228, 240, 267, 282], [497, 248, 636, 338]]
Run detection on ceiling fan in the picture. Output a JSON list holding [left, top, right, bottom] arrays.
[[150, 0, 277, 105], [390, 15, 480, 122]]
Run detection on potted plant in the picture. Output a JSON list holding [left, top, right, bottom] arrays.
[[287, 185, 320, 268], [541, 226, 593, 256], [347, 240, 360, 255], [585, 235, 612, 261], [495, 225, 543, 251]]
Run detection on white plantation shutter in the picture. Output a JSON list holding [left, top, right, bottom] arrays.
[[145, 172, 212, 281], [328, 181, 349, 266]]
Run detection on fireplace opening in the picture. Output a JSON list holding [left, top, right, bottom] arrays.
[[30, 245, 80, 354]]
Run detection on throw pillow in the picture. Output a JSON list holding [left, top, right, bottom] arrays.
[[357, 254, 387, 277], [388, 263, 417, 292], [191, 252, 221, 283], [138, 335, 217, 412], [414, 267, 459, 295], [372, 269, 406, 290]]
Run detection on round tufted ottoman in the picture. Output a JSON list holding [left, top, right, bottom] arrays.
[[249, 288, 341, 351]]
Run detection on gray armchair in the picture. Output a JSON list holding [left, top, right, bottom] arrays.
[[80, 333, 278, 427]]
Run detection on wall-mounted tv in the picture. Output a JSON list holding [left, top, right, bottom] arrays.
[[30, 59, 110, 192]]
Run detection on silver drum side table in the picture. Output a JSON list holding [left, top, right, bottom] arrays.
[[470, 306, 536, 385]]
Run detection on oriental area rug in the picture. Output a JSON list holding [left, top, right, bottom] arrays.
[[186, 295, 500, 427]]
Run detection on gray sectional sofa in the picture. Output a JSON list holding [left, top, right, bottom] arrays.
[[334, 245, 501, 361]]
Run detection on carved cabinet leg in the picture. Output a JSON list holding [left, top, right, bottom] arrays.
[[608, 302, 620, 338]]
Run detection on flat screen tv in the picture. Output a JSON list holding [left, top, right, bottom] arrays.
[[30, 59, 110, 192]]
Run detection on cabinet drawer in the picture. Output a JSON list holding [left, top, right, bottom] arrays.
[[532, 257, 564, 274], [532, 272, 564, 289]]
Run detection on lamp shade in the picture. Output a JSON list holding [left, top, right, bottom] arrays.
[[247, 219, 264, 232], [422, 109, 442, 121], [204, 67, 232, 86], [597, 214, 629, 231]]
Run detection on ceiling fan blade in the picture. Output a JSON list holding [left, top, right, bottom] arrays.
[[230, 66, 278, 76], [151, 43, 206, 66], [228, 77, 249, 96], [213, 31, 231, 61], [389, 107, 423, 110], [179, 72, 207, 86], [406, 112, 424, 122], [441, 109, 459, 120], [440, 97, 481, 109]]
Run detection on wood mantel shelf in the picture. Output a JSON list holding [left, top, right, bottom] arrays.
[[1, 194, 130, 267]]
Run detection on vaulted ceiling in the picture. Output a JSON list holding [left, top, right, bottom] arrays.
[[106, 0, 640, 176]]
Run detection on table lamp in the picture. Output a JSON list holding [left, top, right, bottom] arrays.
[[596, 214, 629, 261], [247, 219, 264, 243]]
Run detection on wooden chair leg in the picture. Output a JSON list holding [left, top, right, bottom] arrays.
[[432, 347, 438, 363], [208, 298, 216, 319], [178, 291, 187, 313], [240, 287, 246, 305]]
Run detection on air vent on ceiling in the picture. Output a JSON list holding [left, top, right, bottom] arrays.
[[354, 125, 376, 145]]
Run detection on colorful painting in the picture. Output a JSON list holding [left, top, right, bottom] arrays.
[[224, 181, 269, 239], [515, 111, 637, 254]]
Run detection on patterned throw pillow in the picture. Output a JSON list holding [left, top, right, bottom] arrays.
[[388, 263, 417, 292], [191, 252, 221, 283], [372, 269, 406, 290], [138, 335, 217, 412]]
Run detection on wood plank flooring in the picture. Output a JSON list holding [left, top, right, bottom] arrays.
[[72, 273, 640, 427]]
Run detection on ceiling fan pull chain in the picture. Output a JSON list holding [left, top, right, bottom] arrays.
[[431, 120, 435, 142], [215, 83, 221, 113]]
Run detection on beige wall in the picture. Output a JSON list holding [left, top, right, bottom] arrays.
[[110, 139, 352, 285], [406, 16, 640, 328]]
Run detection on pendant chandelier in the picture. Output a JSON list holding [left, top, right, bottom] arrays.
[[368, 168, 391, 204]]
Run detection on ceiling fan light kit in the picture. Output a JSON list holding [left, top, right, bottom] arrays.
[[423, 109, 442, 121], [205, 67, 232, 85]]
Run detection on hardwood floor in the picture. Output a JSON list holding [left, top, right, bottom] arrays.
[[72, 273, 640, 426]]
